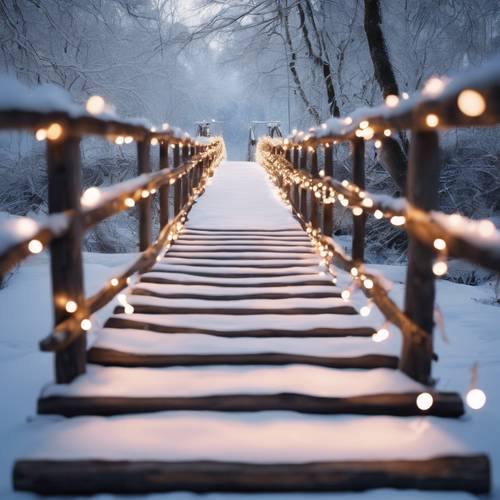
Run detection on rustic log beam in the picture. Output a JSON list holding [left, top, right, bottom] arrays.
[[137, 139, 151, 251], [159, 140, 170, 228], [351, 138, 366, 263]]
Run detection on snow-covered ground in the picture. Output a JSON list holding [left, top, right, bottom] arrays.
[[0, 162, 499, 499]]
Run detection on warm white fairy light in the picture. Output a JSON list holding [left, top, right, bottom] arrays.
[[384, 129, 392, 137], [350, 267, 359, 277], [65, 300, 78, 313], [319, 169, 325, 177], [115, 136, 125, 145], [374, 140, 382, 149], [425, 114, 439, 128], [433, 238, 446, 251], [124, 304, 135, 315], [124, 197, 135, 208], [372, 327, 390, 343], [86, 95, 106, 115], [466, 388, 486, 410], [390, 215, 406, 226], [162, 122, 170, 130], [363, 278, 374, 289], [352, 207, 363, 216], [141, 190, 150, 198], [457, 90, 486, 117], [46, 123, 63, 141], [151, 137, 159, 146], [110, 278, 119, 287], [423, 77, 445, 96], [35, 129, 47, 141], [124, 136, 134, 144], [360, 303, 373, 317], [28, 239, 43, 254], [341, 289, 351, 301], [478, 220, 495, 238], [433, 260, 448, 276], [402, 92, 410, 100], [80, 318, 92, 331], [374, 209, 384, 219], [416, 392, 434, 411], [361, 198, 373, 208], [81, 187, 101, 207], [385, 95, 400, 107], [359, 120, 369, 130]]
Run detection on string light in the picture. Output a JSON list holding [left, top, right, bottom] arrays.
[[360, 302, 373, 317], [35, 129, 47, 141], [359, 120, 369, 130], [115, 136, 125, 145], [425, 114, 439, 128], [28, 239, 43, 254], [374, 140, 382, 149], [423, 77, 445, 96], [363, 278, 374, 289], [351, 267, 359, 277], [151, 138, 159, 146], [124, 136, 134, 144], [390, 215, 406, 226], [466, 388, 486, 410], [110, 278, 119, 287], [352, 207, 363, 216], [80, 318, 92, 331], [374, 209, 384, 219], [433, 238, 446, 251], [124, 197, 135, 208], [86, 95, 106, 115], [162, 122, 170, 130], [81, 187, 101, 207], [65, 300, 78, 313], [341, 289, 351, 301], [457, 90, 486, 117], [385, 95, 400, 107], [372, 327, 390, 343], [124, 304, 135, 315], [384, 129, 392, 137], [402, 92, 410, 100], [344, 117, 353, 125], [432, 260, 448, 276], [416, 392, 434, 411], [46, 123, 63, 141], [141, 190, 150, 198]]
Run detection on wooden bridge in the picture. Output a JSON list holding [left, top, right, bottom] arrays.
[[1, 63, 499, 496]]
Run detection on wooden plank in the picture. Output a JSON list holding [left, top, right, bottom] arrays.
[[140, 277, 336, 287], [165, 253, 315, 259], [185, 227, 305, 233], [172, 241, 311, 247], [157, 261, 319, 269], [400, 131, 440, 385], [131, 289, 342, 300], [13, 455, 490, 495], [147, 269, 320, 279], [103, 317, 376, 337], [37, 391, 464, 417], [87, 348, 398, 369], [46, 137, 86, 384], [165, 248, 314, 254], [113, 304, 358, 315]]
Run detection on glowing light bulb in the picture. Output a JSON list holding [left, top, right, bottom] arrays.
[[433, 260, 448, 276], [425, 114, 439, 128], [423, 77, 445, 96], [86, 95, 106, 115], [65, 300, 78, 313], [124, 304, 135, 315], [478, 220, 495, 238], [46, 123, 63, 141], [319, 169, 325, 177], [390, 215, 406, 226], [374, 209, 384, 219], [81, 187, 101, 207], [80, 318, 92, 331], [28, 239, 43, 254], [466, 388, 486, 410], [457, 90, 486, 117], [151, 137, 159, 146], [352, 207, 363, 216], [124, 136, 134, 144], [402, 92, 410, 100], [115, 136, 125, 145], [359, 120, 369, 130], [433, 238, 446, 251], [361, 198, 373, 208], [124, 197, 135, 208], [350, 267, 359, 277], [344, 117, 353, 125], [35, 129, 47, 141], [372, 328, 390, 343], [384, 129, 392, 137], [374, 140, 382, 149], [363, 278, 374, 289], [341, 289, 351, 301], [360, 304, 372, 317], [110, 278, 119, 287], [141, 190, 150, 198], [416, 392, 434, 411], [385, 95, 400, 107], [162, 122, 170, 130]]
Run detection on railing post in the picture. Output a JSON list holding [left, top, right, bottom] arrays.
[[351, 138, 365, 263], [159, 140, 169, 228], [310, 147, 320, 228], [323, 145, 334, 236], [299, 147, 308, 219], [137, 138, 151, 251], [400, 130, 440, 385], [173, 143, 181, 215], [292, 147, 299, 207], [47, 136, 86, 383]]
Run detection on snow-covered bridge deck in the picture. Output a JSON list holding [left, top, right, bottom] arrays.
[[13, 162, 489, 495]]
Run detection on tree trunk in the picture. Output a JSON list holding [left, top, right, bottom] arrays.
[[363, 0, 408, 193]]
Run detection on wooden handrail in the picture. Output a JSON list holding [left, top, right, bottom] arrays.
[[258, 58, 500, 385]]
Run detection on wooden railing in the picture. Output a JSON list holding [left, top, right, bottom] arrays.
[[257, 60, 500, 385], [0, 100, 224, 383]]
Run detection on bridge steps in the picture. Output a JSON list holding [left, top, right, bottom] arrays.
[[13, 161, 489, 495]]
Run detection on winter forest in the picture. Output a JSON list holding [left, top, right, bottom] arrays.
[[1, 0, 499, 259], [1, 0, 500, 498]]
